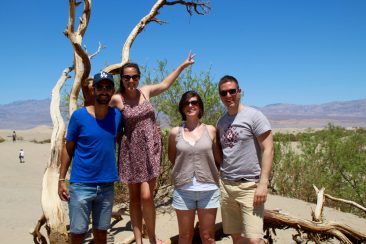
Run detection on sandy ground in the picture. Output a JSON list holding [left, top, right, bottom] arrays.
[[0, 126, 365, 243]]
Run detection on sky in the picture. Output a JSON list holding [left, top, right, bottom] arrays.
[[0, 0, 365, 107]]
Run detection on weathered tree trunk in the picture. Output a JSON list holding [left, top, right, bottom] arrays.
[[39, 67, 73, 243], [37, 1, 92, 243]]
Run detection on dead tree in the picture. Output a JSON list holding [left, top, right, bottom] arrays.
[[34, 1, 209, 243], [38, 66, 73, 244]]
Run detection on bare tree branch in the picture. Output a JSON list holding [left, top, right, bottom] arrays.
[[325, 193, 366, 213], [312, 185, 325, 222], [64, 0, 92, 114], [165, 0, 211, 15], [103, 0, 210, 74], [88, 42, 106, 60], [77, 0, 91, 36]]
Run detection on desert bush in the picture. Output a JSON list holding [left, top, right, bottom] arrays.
[[272, 124, 366, 217], [31, 139, 51, 144]]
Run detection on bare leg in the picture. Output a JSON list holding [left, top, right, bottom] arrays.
[[176, 209, 196, 244], [231, 234, 245, 244], [128, 183, 143, 244], [197, 208, 217, 244], [93, 229, 107, 244], [141, 178, 158, 244]]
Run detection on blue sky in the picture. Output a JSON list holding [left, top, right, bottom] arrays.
[[0, 0, 365, 107]]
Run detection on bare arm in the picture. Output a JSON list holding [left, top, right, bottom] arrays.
[[168, 127, 179, 164], [253, 130, 274, 207], [58, 140, 75, 201], [142, 52, 195, 98], [110, 94, 124, 111]]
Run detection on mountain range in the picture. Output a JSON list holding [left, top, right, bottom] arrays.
[[1, 98, 365, 129]]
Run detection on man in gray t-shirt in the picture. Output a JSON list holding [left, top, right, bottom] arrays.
[[217, 75, 274, 244]]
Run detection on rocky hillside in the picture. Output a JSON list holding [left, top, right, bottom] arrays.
[[0, 98, 365, 129]]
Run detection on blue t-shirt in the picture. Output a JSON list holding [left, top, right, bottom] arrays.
[[66, 107, 122, 183]]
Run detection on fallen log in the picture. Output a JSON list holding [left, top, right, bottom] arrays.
[[264, 209, 366, 243]]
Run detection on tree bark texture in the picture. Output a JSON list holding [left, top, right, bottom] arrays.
[[40, 67, 73, 244]]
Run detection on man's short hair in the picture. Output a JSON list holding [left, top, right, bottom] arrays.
[[218, 75, 239, 89]]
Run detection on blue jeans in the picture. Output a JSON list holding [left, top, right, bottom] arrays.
[[68, 182, 114, 234], [172, 188, 220, 210]]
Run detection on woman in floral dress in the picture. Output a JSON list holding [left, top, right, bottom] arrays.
[[110, 52, 195, 244]]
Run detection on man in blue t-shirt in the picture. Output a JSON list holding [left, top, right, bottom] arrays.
[[217, 75, 274, 244], [58, 72, 122, 244]]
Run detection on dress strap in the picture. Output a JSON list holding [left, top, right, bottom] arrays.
[[138, 88, 147, 101], [121, 89, 146, 107]]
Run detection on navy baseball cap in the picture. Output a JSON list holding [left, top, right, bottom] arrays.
[[93, 72, 115, 86]]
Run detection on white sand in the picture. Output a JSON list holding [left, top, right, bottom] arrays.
[[0, 127, 365, 243]]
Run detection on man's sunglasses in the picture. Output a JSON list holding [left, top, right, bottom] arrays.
[[121, 75, 140, 81], [95, 85, 114, 92], [219, 88, 239, 97]]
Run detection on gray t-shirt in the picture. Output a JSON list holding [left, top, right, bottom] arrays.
[[217, 106, 271, 181]]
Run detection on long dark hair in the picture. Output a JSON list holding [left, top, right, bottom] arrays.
[[119, 62, 141, 93]]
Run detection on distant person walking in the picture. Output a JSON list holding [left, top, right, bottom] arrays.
[[19, 149, 24, 163], [58, 72, 122, 244], [217, 75, 274, 244], [12, 131, 16, 142]]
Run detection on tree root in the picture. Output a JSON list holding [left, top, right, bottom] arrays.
[[30, 214, 48, 244]]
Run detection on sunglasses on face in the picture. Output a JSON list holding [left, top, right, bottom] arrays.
[[184, 100, 199, 107], [121, 74, 140, 81], [219, 88, 238, 97], [95, 85, 114, 92]]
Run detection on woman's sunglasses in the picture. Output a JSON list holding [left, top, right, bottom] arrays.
[[184, 100, 199, 106], [121, 75, 140, 81]]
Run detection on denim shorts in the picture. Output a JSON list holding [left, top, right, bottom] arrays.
[[172, 188, 220, 210], [69, 182, 114, 234]]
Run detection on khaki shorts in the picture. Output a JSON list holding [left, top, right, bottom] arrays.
[[219, 178, 264, 239]]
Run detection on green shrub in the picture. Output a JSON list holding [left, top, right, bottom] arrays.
[[272, 124, 366, 217]]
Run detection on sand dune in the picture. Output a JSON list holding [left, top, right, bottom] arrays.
[[0, 127, 365, 243]]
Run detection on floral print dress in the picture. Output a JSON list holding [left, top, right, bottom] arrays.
[[118, 92, 162, 184]]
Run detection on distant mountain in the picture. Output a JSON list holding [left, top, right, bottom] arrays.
[[0, 99, 52, 129], [0, 98, 365, 129], [258, 99, 366, 128]]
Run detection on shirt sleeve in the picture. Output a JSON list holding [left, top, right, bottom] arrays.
[[252, 110, 271, 137], [66, 110, 79, 142]]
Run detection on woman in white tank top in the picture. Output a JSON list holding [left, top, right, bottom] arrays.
[[168, 91, 222, 244]]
